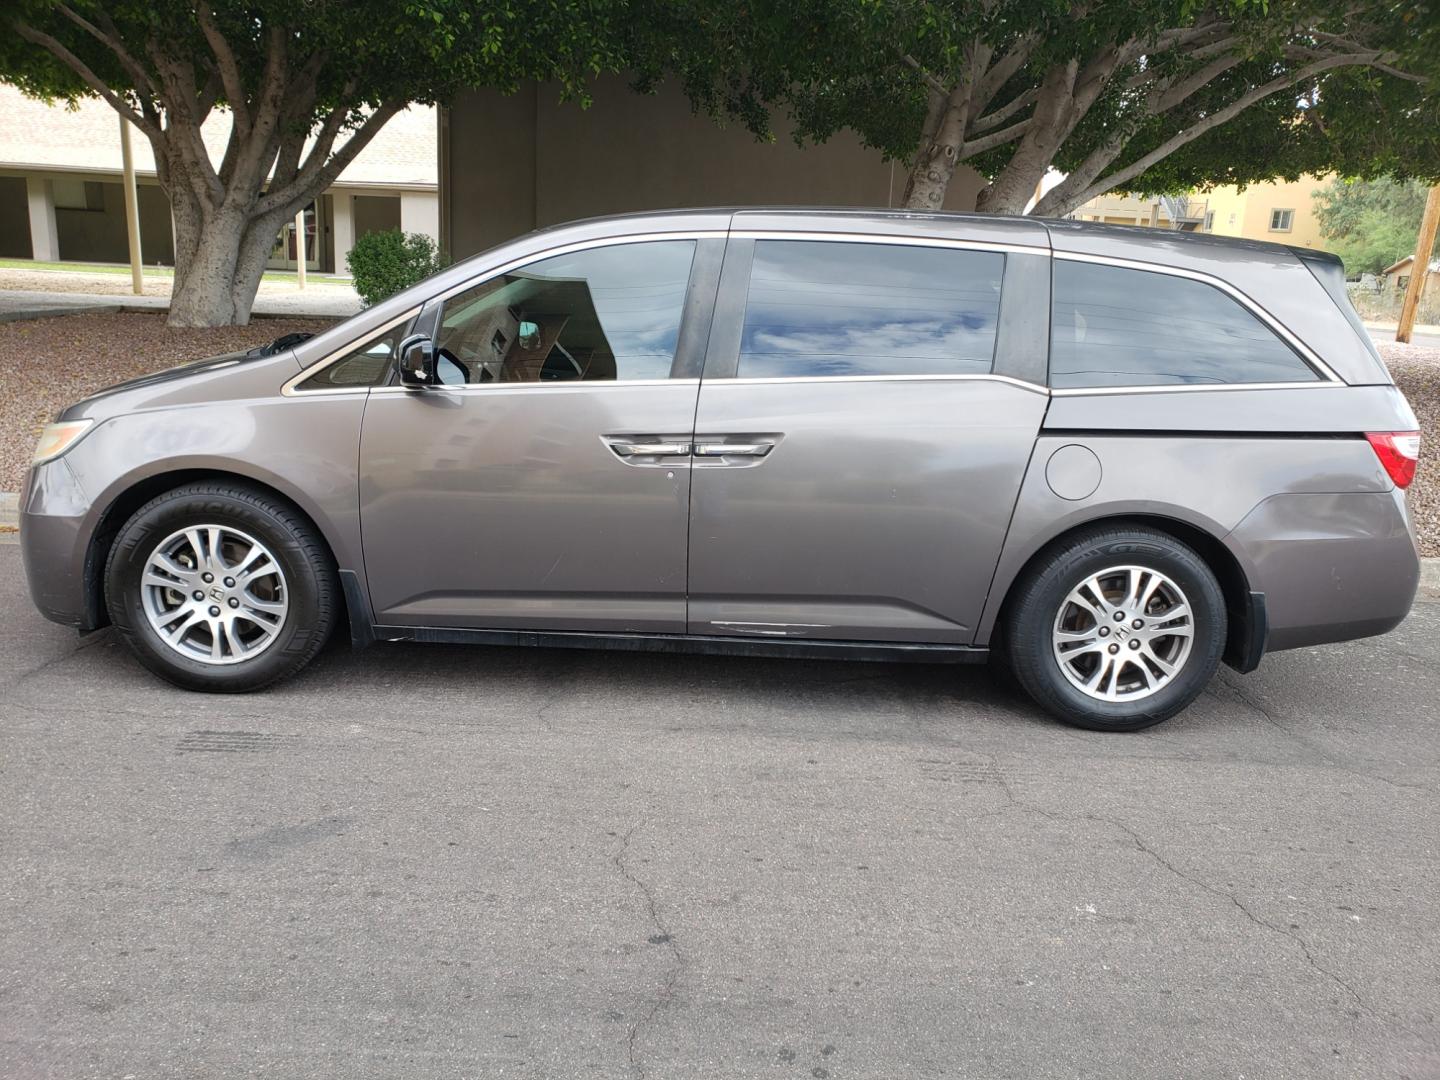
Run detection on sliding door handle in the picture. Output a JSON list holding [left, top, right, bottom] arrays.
[[609, 441, 691, 456], [692, 442, 773, 457]]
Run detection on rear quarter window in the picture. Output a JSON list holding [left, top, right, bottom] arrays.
[[1050, 260, 1320, 389]]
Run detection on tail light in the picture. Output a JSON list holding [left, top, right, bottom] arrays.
[[1366, 431, 1421, 489]]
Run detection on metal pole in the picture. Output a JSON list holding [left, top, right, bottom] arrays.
[[118, 115, 144, 295], [1397, 184, 1440, 344], [294, 209, 307, 290]]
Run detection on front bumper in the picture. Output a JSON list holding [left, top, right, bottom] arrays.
[[20, 457, 98, 629]]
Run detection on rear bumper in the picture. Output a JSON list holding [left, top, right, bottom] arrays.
[[1228, 489, 1420, 653], [20, 458, 98, 629]]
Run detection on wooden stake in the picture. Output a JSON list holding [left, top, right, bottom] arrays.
[[1397, 184, 1440, 344], [294, 209, 307, 290], [118, 116, 144, 296]]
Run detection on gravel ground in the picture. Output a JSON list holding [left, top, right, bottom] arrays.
[[0, 267, 355, 300], [0, 311, 331, 492], [2, 314, 1438, 556], [1379, 341, 1440, 556]]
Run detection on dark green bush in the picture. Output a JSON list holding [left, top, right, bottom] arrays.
[[346, 229, 446, 306]]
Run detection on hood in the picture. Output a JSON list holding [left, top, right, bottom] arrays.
[[58, 334, 315, 423]]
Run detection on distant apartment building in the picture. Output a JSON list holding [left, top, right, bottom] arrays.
[[0, 85, 437, 274], [1067, 191, 1210, 230], [1070, 175, 1329, 251]]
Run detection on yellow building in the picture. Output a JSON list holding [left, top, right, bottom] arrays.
[[1200, 175, 1328, 249], [1068, 192, 1209, 230], [1071, 175, 1330, 250]]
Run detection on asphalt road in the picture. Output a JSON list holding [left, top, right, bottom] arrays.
[[3, 543, 1438, 1079]]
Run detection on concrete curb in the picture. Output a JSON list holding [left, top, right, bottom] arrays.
[[0, 492, 16, 542], [0, 303, 124, 323], [2, 488, 1437, 596]]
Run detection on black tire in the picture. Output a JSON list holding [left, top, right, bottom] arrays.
[[104, 481, 338, 692], [1004, 526, 1226, 731]]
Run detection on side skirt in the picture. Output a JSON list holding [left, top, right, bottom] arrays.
[[371, 623, 990, 665]]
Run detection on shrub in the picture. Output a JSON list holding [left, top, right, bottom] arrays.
[[346, 229, 446, 306]]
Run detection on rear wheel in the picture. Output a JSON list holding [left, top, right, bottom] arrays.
[[105, 482, 338, 692], [1005, 526, 1226, 731]]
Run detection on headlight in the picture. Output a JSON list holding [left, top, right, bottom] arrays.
[[32, 419, 95, 466]]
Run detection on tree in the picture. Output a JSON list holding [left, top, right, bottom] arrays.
[[661, 0, 1439, 216], [1315, 177, 1432, 276], [0, 2, 625, 326]]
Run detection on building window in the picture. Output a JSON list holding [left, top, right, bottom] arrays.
[[1269, 209, 1294, 232], [1203, 211, 1214, 231]]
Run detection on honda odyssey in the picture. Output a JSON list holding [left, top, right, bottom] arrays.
[[21, 209, 1422, 730]]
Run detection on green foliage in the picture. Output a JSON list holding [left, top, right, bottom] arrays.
[[346, 230, 447, 307], [651, 0, 1440, 209], [1315, 178, 1432, 278], [0, 0, 629, 117]]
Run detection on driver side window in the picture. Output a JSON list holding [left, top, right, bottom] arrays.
[[433, 240, 696, 385]]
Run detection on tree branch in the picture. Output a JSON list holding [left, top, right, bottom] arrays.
[[257, 99, 402, 215], [11, 20, 161, 139], [1044, 51, 1402, 214], [899, 52, 950, 98], [53, 2, 160, 99], [958, 114, 1034, 157], [976, 32, 1039, 103], [971, 87, 1037, 133], [194, 0, 251, 136]]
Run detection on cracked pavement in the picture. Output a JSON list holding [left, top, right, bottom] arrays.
[[2, 543, 1438, 1078]]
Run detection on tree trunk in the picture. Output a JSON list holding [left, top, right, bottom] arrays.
[[167, 205, 253, 326], [162, 174, 286, 327], [904, 142, 963, 210], [230, 208, 292, 323]]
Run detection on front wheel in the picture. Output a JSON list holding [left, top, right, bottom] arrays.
[[1004, 526, 1226, 731], [104, 482, 338, 692]]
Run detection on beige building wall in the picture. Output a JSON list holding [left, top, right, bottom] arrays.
[[443, 78, 987, 259], [1201, 175, 1328, 249]]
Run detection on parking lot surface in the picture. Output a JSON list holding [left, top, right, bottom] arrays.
[[2, 544, 1438, 1079]]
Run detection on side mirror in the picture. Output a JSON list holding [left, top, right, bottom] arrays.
[[397, 334, 437, 387]]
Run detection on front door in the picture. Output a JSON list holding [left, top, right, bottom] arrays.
[[358, 237, 719, 633], [686, 236, 1049, 643]]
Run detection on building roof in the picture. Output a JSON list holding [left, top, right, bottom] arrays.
[[1382, 254, 1440, 275], [0, 85, 436, 189]]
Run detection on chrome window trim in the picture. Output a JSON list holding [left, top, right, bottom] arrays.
[[367, 379, 700, 396], [429, 231, 726, 309], [716, 232, 1021, 385], [1051, 250, 1343, 384], [1050, 381, 1349, 397], [281, 308, 423, 397], [729, 229, 1046, 256], [708, 373, 1049, 394], [427, 232, 720, 389], [282, 231, 725, 395]]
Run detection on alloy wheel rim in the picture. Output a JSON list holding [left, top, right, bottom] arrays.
[[140, 524, 288, 666], [1051, 565, 1194, 702]]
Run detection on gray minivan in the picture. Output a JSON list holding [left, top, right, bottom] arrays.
[[21, 209, 1422, 730]]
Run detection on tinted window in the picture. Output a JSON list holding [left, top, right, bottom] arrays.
[[737, 241, 1003, 378], [1050, 261, 1318, 388], [297, 321, 409, 390], [434, 240, 695, 385]]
